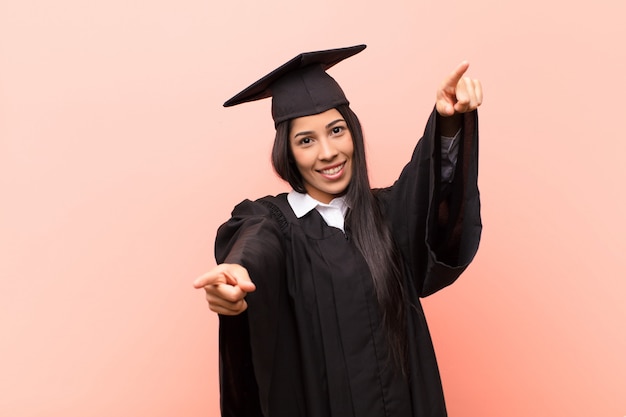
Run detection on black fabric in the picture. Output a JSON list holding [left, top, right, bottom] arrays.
[[223, 45, 366, 126], [215, 109, 481, 417]]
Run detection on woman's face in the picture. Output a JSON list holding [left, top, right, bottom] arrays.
[[289, 108, 354, 204]]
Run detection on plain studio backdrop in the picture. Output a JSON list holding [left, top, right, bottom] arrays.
[[1, 0, 624, 416]]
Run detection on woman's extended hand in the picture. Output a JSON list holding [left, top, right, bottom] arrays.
[[436, 61, 483, 117], [193, 263, 256, 315]]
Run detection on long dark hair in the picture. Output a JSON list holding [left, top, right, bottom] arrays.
[[271, 104, 408, 372]]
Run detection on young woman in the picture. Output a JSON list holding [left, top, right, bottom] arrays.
[[194, 44, 482, 417]]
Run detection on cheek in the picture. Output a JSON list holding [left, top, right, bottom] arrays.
[[291, 149, 310, 173], [344, 139, 355, 160], [346, 141, 356, 173]]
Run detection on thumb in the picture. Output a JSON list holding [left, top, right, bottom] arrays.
[[224, 268, 256, 293], [237, 279, 256, 293]]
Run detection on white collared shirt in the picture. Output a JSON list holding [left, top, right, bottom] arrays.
[[287, 191, 349, 232]]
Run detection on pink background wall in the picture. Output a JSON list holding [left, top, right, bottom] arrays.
[[1, 0, 624, 416]]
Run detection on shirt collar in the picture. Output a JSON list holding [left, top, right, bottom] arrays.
[[287, 190, 349, 218]]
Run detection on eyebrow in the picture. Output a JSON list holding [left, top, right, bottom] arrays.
[[292, 119, 346, 139]]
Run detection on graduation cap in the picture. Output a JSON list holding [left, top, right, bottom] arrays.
[[224, 44, 366, 126]]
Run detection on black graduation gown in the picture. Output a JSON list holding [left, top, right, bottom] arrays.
[[214, 109, 481, 417]]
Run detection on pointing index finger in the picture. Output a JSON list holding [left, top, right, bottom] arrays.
[[193, 271, 223, 288], [193, 265, 237, 289], [443, 61, 470, 89]]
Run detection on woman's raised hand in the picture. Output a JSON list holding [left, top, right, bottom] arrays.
[[436, 61, 483, 117], [193, 263, 256, 315]]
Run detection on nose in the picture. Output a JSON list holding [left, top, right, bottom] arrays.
[[318, 137, 338, 161]]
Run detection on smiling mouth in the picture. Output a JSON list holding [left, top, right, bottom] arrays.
[[319, 162, 345, 176]]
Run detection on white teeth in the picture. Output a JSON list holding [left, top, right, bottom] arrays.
[[321, 164, 344, 175]]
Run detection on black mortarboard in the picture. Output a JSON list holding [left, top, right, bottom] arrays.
[[224, 44, 366, 126]]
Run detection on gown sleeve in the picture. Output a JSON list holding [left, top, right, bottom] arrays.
[[214, 199, 286, 417], [376, 108, 481, 297]]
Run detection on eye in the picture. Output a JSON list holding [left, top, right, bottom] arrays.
[[331, 125, 346, 135], [298, 137, 312, 145]]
